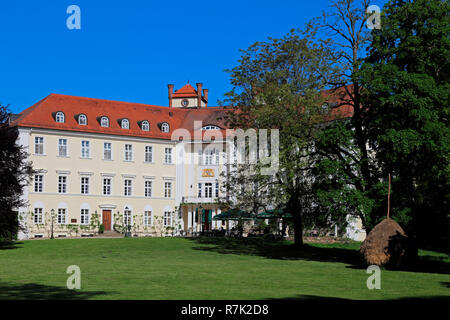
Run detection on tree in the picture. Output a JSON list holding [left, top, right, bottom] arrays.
[[311, 0, 387, 233], [0, 105, 34, 241], [222, 30, 340, 247], [360, 0, 450, 246]]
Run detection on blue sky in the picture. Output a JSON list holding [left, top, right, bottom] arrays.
[[0, 0, 386, 113]]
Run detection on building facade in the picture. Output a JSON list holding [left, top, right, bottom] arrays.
[[11, 82, 365, 240], [12, 83, 235, 239]]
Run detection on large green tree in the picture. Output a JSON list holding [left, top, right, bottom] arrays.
[[0, 105, 34, 241], [360, 0, 450, 246], [222, 31, 340, 247]]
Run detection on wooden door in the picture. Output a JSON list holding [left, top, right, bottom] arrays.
[[102, 210, 111, 231]]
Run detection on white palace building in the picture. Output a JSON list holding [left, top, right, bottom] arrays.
[[10, 82, 366, 241]]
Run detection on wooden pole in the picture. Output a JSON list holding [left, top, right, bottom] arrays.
[[387, 173, 391, 219]]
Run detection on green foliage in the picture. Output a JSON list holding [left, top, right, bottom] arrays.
[[98, 224, 104, 234], [359, 0, 450, 245], [0, 105, 35, 240]]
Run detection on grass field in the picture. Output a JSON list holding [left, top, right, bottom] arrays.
[[0, 237, 448, 300]]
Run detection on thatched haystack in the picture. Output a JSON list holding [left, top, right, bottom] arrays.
[[360, 218, 417, 268]]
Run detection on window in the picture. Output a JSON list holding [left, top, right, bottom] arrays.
[[80, 209, 89, 225], [103, 178, 111, 195], [204, 183, 213, 198], [198, 183, 202, 197], [58, 138, 67, 157], [205, 149, 214, 165], [144, 211, 152, 226], [202, 125, 221, 130], [164, 148, 172, 164], [144, 181, 152, 197], [164, 182, 172, 198], [124, 144, 133, 161], [58, 176, 67, 193], [78, 114, 87, 125], [145, 146, 153, 163], [124, 179, 132, 196], [121, 119, 129, 129], [124, 208, 132, 226], [164, 211, 172, 227], [56, 112, 65, 123], [34, 208, 43, 224], [34, 175, 43, 192], [81, 177, 89, 194], [57, 208, 66, 224], [101, 116, 109, 127], [81, 140, 90, 158], [35, 137, 44, 155], [216, 182, 219, 198], [103, 142, 112, 160], [141, 121, 149, 131], [161, 122, 169, 133]]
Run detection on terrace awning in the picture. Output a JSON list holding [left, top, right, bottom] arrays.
[[212, 208, 256, 220], [256, 209, 293, 219]]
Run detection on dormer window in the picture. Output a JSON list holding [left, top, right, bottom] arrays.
[[202, 125, 221, 130], [141, 121, 150, 131], [56, 112, 65, 123], [78, 114, 87, 125], [121, 119, 129, 129], [101, 116, 109, 127], [161, 122, 169, 133]]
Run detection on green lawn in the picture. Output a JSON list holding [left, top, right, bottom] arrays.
[[0, 237, 448, 300]]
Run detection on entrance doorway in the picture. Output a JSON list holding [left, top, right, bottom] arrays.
[[102, 210, 112, 231]]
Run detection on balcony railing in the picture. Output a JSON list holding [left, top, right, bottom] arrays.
[[181, 196, 218, 204]]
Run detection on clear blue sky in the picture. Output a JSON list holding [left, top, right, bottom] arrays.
[[0, 0, 386, 113]]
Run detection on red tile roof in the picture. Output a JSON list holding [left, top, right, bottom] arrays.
[[172, 84, 198, 98], [11, 93, 229, 140]]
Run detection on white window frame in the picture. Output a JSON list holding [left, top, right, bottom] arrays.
[[124, 179, 132, 196], [124, 208, 132, 226], [58, 176, 67, 194], [164, 182, 172, 198], [141, 121, 149, 131], [121, 119, 129, 129], [34, 175, 43, 192], [101, 116, 109, 127], [144, 210, 152, 227], [34, 136, 44, 155], [103, 177, 112, 196], [58, 138, 68, 157], [81, 177, 90, 194], [124, 144, 133, 161], [164, 211, 172, 227], [161, 123, 169, 133], [34, 208, 43, 224], [144, 180, 152, 198], [103, 142, 112, 160], [198, 183, 202, 198], [56, 112, 65, 123], [81, 140, 90, 158], [164, 147, 172, 164], [78, 114, 87, 125], [204, 182, 213, 198], [80, 209, 90, 225], [145, 146, 153, 163], [57, 208, 67, 224]]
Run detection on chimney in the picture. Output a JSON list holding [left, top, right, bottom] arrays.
[[203, 89, 209, 108], [168, 84, 174, 108], [196, 83, 203, 107]]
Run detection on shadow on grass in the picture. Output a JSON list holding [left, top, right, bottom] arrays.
[[188, 237, 449, 274], [0, 282, 111, 300], [0, 241, 23, 250]]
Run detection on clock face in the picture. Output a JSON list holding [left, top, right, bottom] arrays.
[[181, 99, 189, 107]]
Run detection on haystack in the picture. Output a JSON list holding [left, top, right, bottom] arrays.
[[360, 218, 416, 268]]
